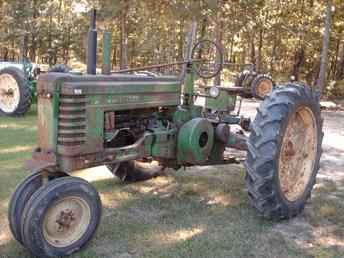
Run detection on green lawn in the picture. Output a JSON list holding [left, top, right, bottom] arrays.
[[0, 106, 342, 258]]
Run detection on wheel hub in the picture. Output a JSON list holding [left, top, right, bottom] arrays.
[[2, 88, 14, 96], [278, 106, 318, 202], [43, 196, 91, 248], [56, 209, 76, 231], [256, 79, 273, 98], [0, 73, 20, 113]]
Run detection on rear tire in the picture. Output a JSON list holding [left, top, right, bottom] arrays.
[[245, 84, 323, 220], [21, 177, 101, 258], [107, 160, 164, 182], [0, 67, 32, 116]]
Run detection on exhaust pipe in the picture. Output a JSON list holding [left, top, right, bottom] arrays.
[[102, 31, 112, 75], [87, 9, 97, 75]]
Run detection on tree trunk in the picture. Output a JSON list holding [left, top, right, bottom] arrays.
[[335, 43, 344, 80], [197, 18, 207, 60], [229, 35, 234, 63], [112, 45, 117, 69], [330, 38, 340, 80], [250, 35, 256, 67], [256, 28, 264, 72], [214, 15, 223, 85], [292, 47, 305, 81], [270, 28, 278, 73], [177, 20, 185, 60], [120, 3, 129, 69], [63, 27, 71, 64], [316, 0, 333, 93]]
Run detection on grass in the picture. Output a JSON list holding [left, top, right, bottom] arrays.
[[0, 106, 342, 258]]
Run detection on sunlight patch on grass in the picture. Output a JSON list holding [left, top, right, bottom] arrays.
[[312, 225, 344, 248], [148, 226, 204, 246], [314, 180, 337, 194], [164, 227, 204, 242], [101, 191, 133, 210], [0, 123, 35, 130], [0, 162, 23, 170], [73, 166, 114, 182], [0, 145, 33, 154], [0, 231, 11, 247], [128, 176, 177, 195], [319, 203, 338, 218], [1, 198, 9, 210], [204, 192, 242, 207], [308, 196, 344, 227]]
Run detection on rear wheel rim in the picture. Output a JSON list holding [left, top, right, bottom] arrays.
[[0, 74, 20, 113], [256, 79, 273, 98], [43, 196, 91, 248], [278, 106, 318, 202]]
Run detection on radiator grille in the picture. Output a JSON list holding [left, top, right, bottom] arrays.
[[58, 95, 86, 146]]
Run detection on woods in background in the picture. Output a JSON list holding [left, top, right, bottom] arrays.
[[0, 0, 343, 95]]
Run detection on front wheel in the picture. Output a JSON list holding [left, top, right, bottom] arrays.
[[21, 177, 101, 258], [8, 170, 67, 244], [245, 84, 323, 219]]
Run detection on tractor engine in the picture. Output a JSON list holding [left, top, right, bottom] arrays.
[[32, 72, 183, 172], [103, 108, 160, 148]]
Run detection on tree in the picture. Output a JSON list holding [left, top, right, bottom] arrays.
[[317, 0, 333, 93]]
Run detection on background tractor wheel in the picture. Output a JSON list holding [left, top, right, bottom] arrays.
[[245, 84, 323, 220], [107, 160, 164, 183], [21, 177, 101, 258], [0, 67, 32, 116], [8, 170, 67, 244], [251, 74, 275, 100]]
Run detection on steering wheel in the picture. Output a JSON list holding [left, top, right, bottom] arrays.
[[191, 39, 223, 79]]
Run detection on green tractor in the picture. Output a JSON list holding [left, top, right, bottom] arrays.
[[0, 50, 69, 117], [8, 11, 323, 258]]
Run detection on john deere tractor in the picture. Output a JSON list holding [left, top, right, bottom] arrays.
[[8, 11, 323, 258], [0, 52, 69, 116]]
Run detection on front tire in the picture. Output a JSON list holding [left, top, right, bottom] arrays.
[[21, 177, 101, 258], [245, 84, 323, 219], [8, 170, 67, 244]]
